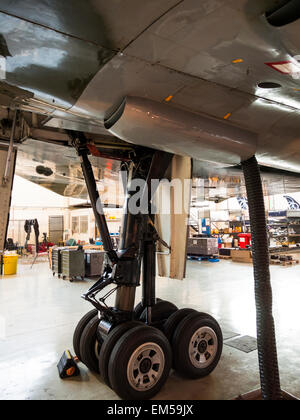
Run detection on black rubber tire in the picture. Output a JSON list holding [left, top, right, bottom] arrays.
[[133, 302, 146, 320], [99, 321, 143, 387], [172, 312, 223, 379], [80, 315, 103, 373], [133, 298, 163, 320], [73, 309, 98, 361], [163, 308, 197, 342], [108, 325, 172, 400], [140, 300, 178, 323]]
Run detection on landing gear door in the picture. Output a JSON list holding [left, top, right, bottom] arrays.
[[155, 156, 192, 280], [0, 146, 17, 254]]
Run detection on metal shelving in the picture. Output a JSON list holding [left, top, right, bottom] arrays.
[[268, 210, 300, 245]]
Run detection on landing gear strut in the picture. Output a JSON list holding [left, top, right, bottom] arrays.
[[71, 134, 223, 399]]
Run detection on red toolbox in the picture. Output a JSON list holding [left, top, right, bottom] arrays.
[[238, 233, 251, 249]]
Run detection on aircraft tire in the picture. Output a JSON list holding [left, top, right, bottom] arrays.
[[133, 298, 163, 320], [99, 321, 143, 387], [172, 312, 223, 379], [108, 325, 172, 400], [163, 308, 197, 342], [139, 300, 178, 325], [73, 309, 98, 361], [79, 315, 103, 373]]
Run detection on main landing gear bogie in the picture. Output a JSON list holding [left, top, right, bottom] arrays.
[[72, 307, 223, 399]]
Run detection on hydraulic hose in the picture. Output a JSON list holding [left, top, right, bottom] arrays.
[[241, 156, 282, 400]]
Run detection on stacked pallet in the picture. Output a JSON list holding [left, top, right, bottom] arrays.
[[270, 254, 299, 266], [218, 255, 232, 260]]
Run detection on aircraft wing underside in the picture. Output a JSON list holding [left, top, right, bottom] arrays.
[[14, 136, 300, 203], [0, 0, 300, 195]]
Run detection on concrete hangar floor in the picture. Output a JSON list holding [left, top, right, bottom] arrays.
[[0, 259, 299, 400]]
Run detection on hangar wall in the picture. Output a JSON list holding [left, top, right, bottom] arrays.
[[0, 146, 16, 254]]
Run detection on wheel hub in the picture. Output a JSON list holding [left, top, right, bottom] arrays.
[[198, 340, 208, 354], [189, 327, 218, 369], [127, 342, 165, 391], [140, 358, 152, 374], [94, 339, 101, 359]]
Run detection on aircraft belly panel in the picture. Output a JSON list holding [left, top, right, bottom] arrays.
[[71, 54, 196, 120], [124, 0, 300, 105], [256, 111, 300, 173], [0, 12, 115, 108], [0, 0, 182, 50], [0, 0, 299, 176]]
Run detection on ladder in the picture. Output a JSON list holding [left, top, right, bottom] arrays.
[[189, 208, 200, 234]]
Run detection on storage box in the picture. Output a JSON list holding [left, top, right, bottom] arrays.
[[224, 241, 233, 248], [61, 249, 85, 280], [187, 237, 218, 256], [231, 249, 252, 263], [52, 247, 66, 275], [84, 250, 105, 277]]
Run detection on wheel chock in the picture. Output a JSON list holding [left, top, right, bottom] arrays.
[[57, 350, 80, 379]]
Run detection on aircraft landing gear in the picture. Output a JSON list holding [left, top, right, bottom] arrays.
[[71, 134, 223, 399]]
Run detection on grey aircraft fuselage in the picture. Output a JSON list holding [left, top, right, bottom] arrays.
[[0, 0, 300, 187]]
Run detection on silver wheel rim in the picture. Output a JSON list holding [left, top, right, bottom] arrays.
[[189, 327, 218, 369], [94, 340, 101, 359], [127, 342, 165, 392]]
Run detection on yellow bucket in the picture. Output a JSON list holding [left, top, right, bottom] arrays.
[[3, 255, 18, 275]]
